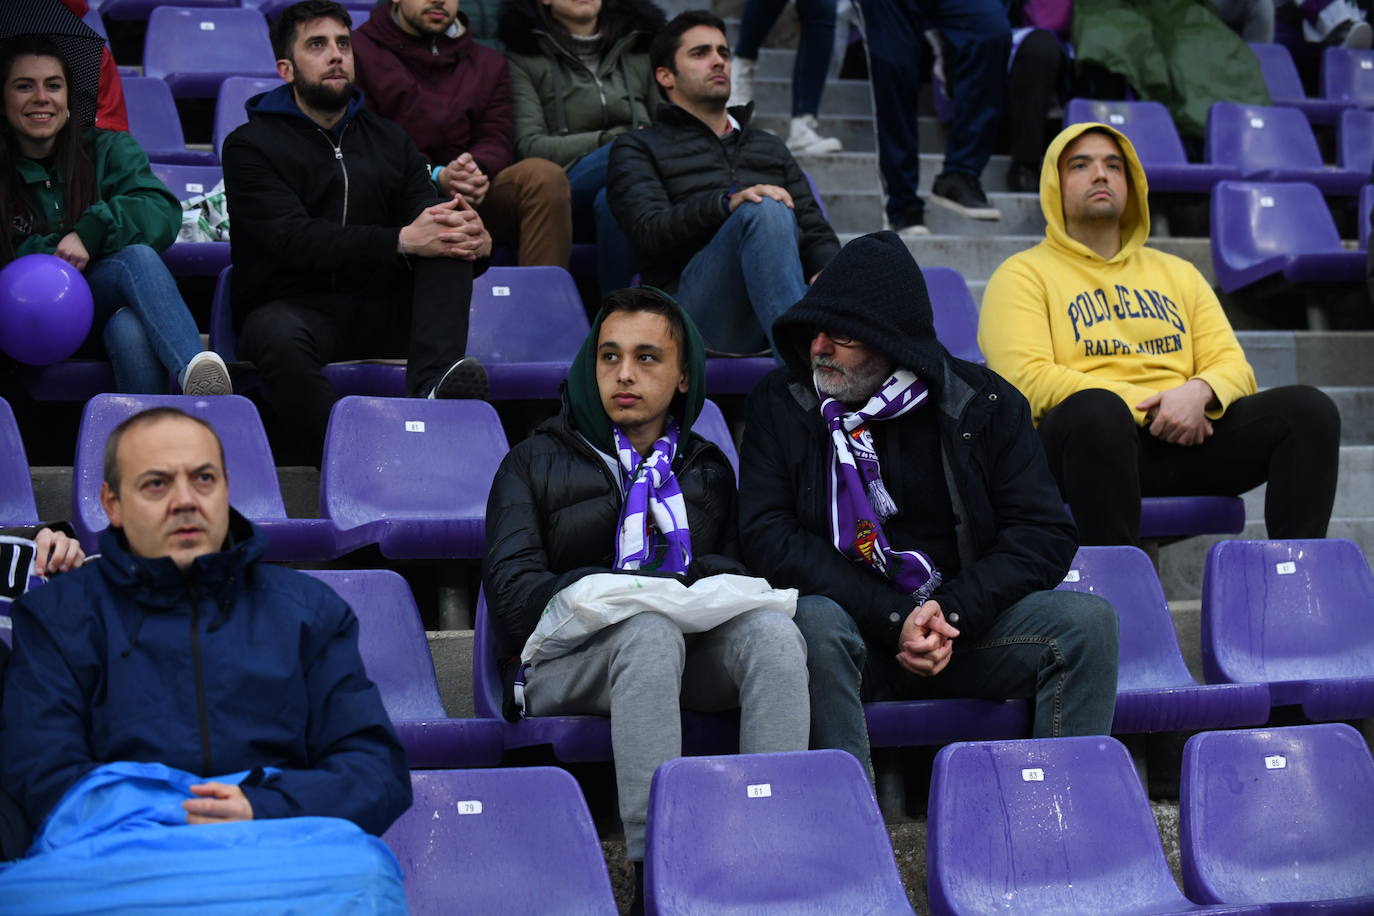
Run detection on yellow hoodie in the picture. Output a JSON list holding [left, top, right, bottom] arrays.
[[979, 122, 1256, 425]]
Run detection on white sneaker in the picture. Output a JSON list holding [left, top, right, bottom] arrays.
[[181, 351, 232, 396], [729, 57, 755, 108], [786, 115, 843, 155]]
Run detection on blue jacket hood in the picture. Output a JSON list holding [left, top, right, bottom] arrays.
[[245, 83, 368, 135]]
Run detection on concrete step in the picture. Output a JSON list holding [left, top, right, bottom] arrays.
[[753, 112, 877, 153], [852, 233, 1216, 288], [1326, 388, 1374, 445], [1238, 331, 1374, 388], [1241, 445, 1374, 520], [819, 190, 1045, 236], [746, 77, 875, 117], [797, 151, 1023, 193], [1159, 517, 1374, 602]]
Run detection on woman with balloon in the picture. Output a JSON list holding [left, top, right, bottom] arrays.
[[0, 36, 230, 395]]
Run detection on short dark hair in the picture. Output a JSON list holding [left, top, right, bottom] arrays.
[[271, 0, 352, 62], [103, 408, 227, 493], [600, 287, 688, 369], [649, 9, 727, 74]]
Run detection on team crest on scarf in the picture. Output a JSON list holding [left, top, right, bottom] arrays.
[[820, 370, 941, 602]]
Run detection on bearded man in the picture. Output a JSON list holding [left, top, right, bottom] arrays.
[[738, 230, 1121, 771]]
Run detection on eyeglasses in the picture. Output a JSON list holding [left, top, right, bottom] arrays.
[[814, 329, 860, 347]]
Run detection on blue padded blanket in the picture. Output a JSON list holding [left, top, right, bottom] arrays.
[[0, 761, 408, 914]]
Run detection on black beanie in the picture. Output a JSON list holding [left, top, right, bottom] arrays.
[[772, 230, 945, 383]]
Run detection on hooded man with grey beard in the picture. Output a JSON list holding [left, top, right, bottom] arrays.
[[738, 230, 1120, 772]]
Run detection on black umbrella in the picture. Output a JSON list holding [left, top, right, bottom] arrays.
[[0, 0, 106, 128]]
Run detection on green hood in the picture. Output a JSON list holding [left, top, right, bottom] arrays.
[[566, 289, 708, 452]]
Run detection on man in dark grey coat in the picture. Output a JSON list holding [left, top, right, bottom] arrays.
[[606, 10, 838, 355], [740, 231, 1120, 770]]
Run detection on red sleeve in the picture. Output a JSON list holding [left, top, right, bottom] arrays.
[[95, 48, 128, 133]]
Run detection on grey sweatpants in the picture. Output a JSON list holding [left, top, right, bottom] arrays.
[[523, 607, 810, 860]]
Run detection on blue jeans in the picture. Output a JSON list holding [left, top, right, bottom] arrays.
[[854, 0, 1010, 219], [735, 0, 838, 116], [567, 143, 635, 295], [84, 245, 203, 393], [794, 588, 1120, 769], [673, 197, 808, 354]]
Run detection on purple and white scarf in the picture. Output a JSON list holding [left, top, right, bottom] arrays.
[[820, 369, 942, 602], [612, 418, 693, 575]]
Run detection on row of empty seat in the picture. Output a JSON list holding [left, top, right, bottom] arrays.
[[377, 727, 1374, 915]]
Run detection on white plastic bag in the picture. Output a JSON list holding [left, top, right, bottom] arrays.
[[521, 573, 798, 664]]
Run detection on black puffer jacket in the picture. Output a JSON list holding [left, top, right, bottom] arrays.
[[606, 102, 839, 289], [739, 232, 1077, 653]]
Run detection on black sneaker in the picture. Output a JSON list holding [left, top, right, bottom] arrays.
[[886, 204, 929, 237], [1006, 162, 1040, 194], [930, 171, 1001, 220], [427, 357, 490, 400]]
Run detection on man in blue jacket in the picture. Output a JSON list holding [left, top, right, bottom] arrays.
[[0, 407, 411, 841]]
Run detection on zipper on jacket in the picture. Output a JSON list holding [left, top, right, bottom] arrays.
[[188, 585, 213, 776], [318, 124, 351, 226]]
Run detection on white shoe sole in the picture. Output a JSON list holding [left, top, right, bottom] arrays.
[[1344, 20, 1373, 48], [788, 136, 843, 155], [928, 192, 1001, 221], [181, 353, 232, 396]]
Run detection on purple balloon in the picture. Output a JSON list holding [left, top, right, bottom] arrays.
[[0, 254, 95, 366]]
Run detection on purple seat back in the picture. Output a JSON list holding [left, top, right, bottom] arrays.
[[472, 591, 504, 719], [302, 569, 446, 720], [209, 265, 237, 360], [144, 8, 277, 98], [923, 266, 984, 365], [1322, 46, 1374, 108], [466, 266, 588, 364], [646, 750, 912, 914], [1064, 98, 1190, 164], [98, 0, 237, 23], [1202, 538, 1374, 697], [1250, 42, 1312, 103], [1363, 184, 1374, 251], [150, 162, 225, 201], [82, 5, 108, 38], [929, 737, 1214, 915], [1056, 545, 1194, 692], [1206, 101, 1328, 175], [1339, 108, 1374, 175], [213, 76, 279, 160], [0, 398, 38, 526], [1210, 180, 1346, 293], [320, 396, 509, 533], [693, 399, 738, 479], [383, 768, 617, 916], [72, 394, 289, 552], [123, 77, 197, 163], [1181, 723, 1374, 907]]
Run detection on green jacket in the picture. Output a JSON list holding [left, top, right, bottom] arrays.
[[498, 0, 664, 169], [11, 128, 179, 262]]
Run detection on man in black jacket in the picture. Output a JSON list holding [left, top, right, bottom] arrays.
[[223, 0, 492, 464], [606, 10, 838, 355], [739, 231, 1120, 770], [484, 288, 814, 899]]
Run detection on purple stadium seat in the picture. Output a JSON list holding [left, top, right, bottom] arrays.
[[1205, 102, 1366, 195], [1338, 108, 1374, 176], [1363, 183, 1374, 251], [1202, 538, 1374, 720], [702, 265, 984, 395], [383, 768, 617, 916], [244, 0, 375, 19], [1210, 180, 1366, 293], [320, 397, 508, 558], [72, 394, 341, 561], [97, 0, 237, 23], [1139, 496, 1247, 539], [212, 76, 279, 161], [1064, 99, 1241, 193], [1322, 46, 1374, 109], [646, 750, 913, 915], [143, 8, 277, 99], [863, 697, 1031, 748], [303, 569, 503, 768], [1056, 546, 1270, 733], [82, 5, 108, 39], [0, 398, 39, 527], [692, 398, 738, 479], [19, 361, 116, 403], [123, 77, 218, 166], [929, 736, 1264, 916], [1249, 42, 1349, 125], [467, 266, 590, 399], [472, 590, 740, 761], [1181, 723, 1374, 912], [149, 162, 232, 278]]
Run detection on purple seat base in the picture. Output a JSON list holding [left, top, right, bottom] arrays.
[[163, 71, 275, 99], [1269, 676, 1374, 721], [864, 698, 1031, 747], [393, 718, 505, 768], [1113, 682, 1271, 734], [1139, 496, 1245, 539], [1147, 163, 1242, 193], [144, 149, 220, 167], [1282, 250, 1367, 284], [1279, 97, 1351, 125], [21, 361, 118, 402], [704, 357, 776, 395], [161, 242, 231, 278], [1244, 167, 1367, 196], [334, 518, 485, 560], [101, 0, 238, 19], [502, 710, 740, 763], [252, 518, 342, 562]]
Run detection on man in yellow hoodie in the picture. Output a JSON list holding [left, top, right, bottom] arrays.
[[980, 122, 1340, 547]]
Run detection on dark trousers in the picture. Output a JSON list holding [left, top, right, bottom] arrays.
[[854, 0, 1010, 219], [238, 258, 474, 463], [1006, 28, 1063, 168], [1038, 386, 1342, 547]]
